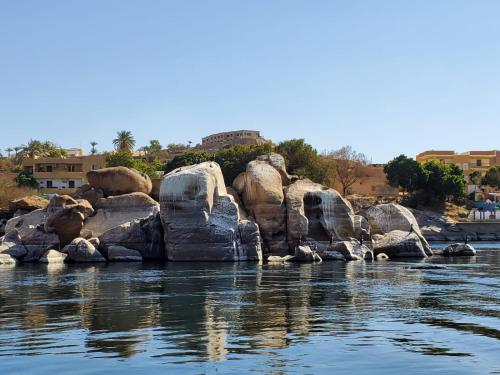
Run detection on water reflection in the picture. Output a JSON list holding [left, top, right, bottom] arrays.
[[0, 248, 499, 373]]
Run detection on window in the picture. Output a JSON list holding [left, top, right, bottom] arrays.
[[69, 180, 75, 188], [67, 164, 75, 172], [46, 165, 53, 172], [476, 160, 482, 167], [46, 181, 53, 188]]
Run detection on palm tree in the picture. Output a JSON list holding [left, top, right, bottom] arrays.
[[5, 148, 13, 158], [90, 141, 98, 155], [113, 131, 135, 152]]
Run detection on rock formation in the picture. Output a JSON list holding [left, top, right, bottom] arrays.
[[87, 166, 152, 196], [233, 160, 287, 255], [0, 229, 27, 259], [9, 195, 49, 216], [160, 162, 262, 261], [44, 195, 94, 245], [40, 249, 67, 263], [62, 237, 106, 262], [372, 230, 428, 258], [443, 243, 476, 256]]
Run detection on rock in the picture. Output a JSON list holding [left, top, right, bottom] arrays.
[[44, 195, 94, 245], [5, 209, 60, 262], [325, 240, 373, 261], [82, 192, 159, 238], [372, 230, 428, 258], [0, 254, 17, 266], [9, 195, 49, 215], [107, 246, 143, 261], [233, 160, 288, 255], [443, 243, 476, 256], [267, 255, 291, 263], [73, 184, 104, 208], [376, 253, 389, 260], [256, 153, 294, 185], [285, 179, 356, 249], [62, 237, 106, 262], [291, 245, 322, 263], [98, 212, 164, 260], [88, 237, 100, 248], [39, 249, 67, 263], [87, 166, 152, 196], [0, 230, 28, 259], [160, 162, 262, 261], [361, 203, 433, 256]]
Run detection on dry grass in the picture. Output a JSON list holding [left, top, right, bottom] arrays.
[[0, 172, 37, 209], [442, 202, 470, 222]]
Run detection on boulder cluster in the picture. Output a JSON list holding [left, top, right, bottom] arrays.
[[0, 155, 477, 266]]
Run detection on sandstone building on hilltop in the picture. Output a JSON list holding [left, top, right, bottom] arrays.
[[194, 130, 270, 152]]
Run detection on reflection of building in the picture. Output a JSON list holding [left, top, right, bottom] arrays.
[[22, 154, 106, 195], [416, 150, 500, 179], [195, 130, 270, 152]]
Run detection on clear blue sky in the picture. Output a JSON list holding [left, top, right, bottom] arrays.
[[1, 0, 499, 163]]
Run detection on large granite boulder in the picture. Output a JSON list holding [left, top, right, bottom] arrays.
[[255, 153, 294, 185], [361, 203, 432, 256], [9, 195, 49, 216], [372, 230, 428, 258], [4, 209, 60, 262], [321, 240, 373, 261], [81, 192, 159, 238], [285, 179, 356, 249], [0, 229, 28, 259], [73, 184, 104, 208], [87, 166, 152, 196], [62, 237, 106, 262], [233, 160, 288, 255], [443, 243, 476, 256], [160, 162, 262, 261], [40, 249, 67, 263], [0, 254, 17, 266], [44, 195, 94, 245], [107, 246, 143, 262], [98, 212, 164, 260]]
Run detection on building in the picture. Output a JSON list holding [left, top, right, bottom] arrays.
[[335, 164, 399, 197], [195, 130, 270, 152], [416, 150, 500, 179], [22, 154, 106, 195]]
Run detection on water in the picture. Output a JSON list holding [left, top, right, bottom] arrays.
[[0, 243, 499, 374]]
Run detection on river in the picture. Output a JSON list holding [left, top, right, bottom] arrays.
[[0, 243, 499, 374]]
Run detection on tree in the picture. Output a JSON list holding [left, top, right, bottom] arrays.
[[105, 150, 135, 169], [469, 171, 482, 186], [140, 140, 163, 162], [5, 148, 13, 158], [384, 155, 427, 195], [276, 139, 323, 182], [421, 160, 465, 204], [323, 146, 368, 196], [90, 141, 98, 155], [16, 140, 67, 161], [113, 131, 136, 152], [482, 166, 500, 189], [15, 170, 39, 189]]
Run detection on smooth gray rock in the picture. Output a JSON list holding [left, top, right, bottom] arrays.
[[373, 230, 428, 258], [0, 230, 28, 259], [63, 237, 106, 263], [443, 243, 476, 256], [107, 246, 143, 262], [0, 254, 17, 266], [39, 249, 67, 263]]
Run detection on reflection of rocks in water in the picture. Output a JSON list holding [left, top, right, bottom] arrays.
[[204, 295, 228, 362], [86, 332, 150, 358]]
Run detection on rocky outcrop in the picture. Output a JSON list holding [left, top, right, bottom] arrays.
[[285, 179, 357, 250], [40, 249, 67, 263], [4, 209, 59, 262], [321, 240, 373, 261], [267, 245, 322, 263], [87, 167, 152, 196], [443, 243, 476, 256], [160, 162, 262, 261], [233, 160, 287, 255], [62, 237, 106, 262], [81, 193, 159, 238], [361, 203, 432, 256], [73, 184, 104, 207], [256, 153, 294, 185], [372, 230, 428, 258], [9, 195, 49, 216], [0, 254, 17, 266], [44, 195, 94, 245], [0, 230, 27, 259], [107, 246, 143, 261], [98, 212, 164, 260]]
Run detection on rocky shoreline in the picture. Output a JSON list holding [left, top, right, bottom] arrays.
[[0, 154, 479, 266]]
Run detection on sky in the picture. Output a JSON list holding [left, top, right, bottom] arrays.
[[1, 0, 499, 163]]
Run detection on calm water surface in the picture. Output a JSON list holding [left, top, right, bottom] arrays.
[[1, 243, 499, 374]]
